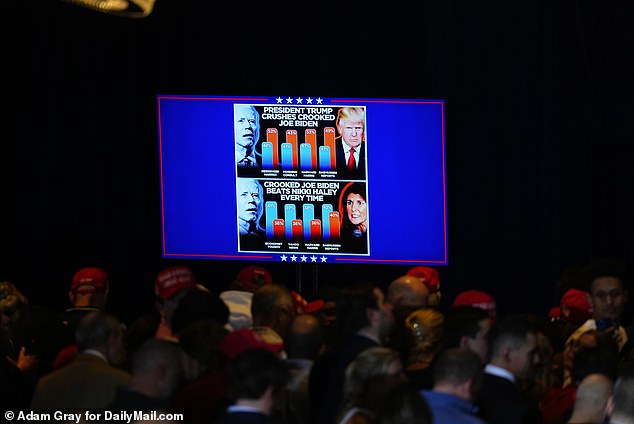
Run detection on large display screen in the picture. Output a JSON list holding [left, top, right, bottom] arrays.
[[158, 95, 447, 265]]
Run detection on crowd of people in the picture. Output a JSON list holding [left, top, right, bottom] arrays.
[[1, 259, 634, 424]]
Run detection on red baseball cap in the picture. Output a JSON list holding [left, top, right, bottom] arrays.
[[154, 266, 198, 300], [406, 266, 440, 293], [71, 268, 109, 292], [452, 290, 497, 320], [548, 306, 561, 321], [560, 288, 592, 324], [291, 290, 325, 315], [236, 265, 273, 291], [219, 328, 283, 360]]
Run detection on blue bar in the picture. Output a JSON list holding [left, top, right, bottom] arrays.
[[302, 204, 314, 240], [284, 204, 296, 240], [265, 201, 278, 239]]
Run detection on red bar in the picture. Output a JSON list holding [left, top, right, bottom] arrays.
[[310, 219, 322, 242], [273, 219, 285, 240], [286, 130, 298, 169], [329, 211, 340, 241], [266, 128, 279, 168], [324, 127, 336, 168], [291, 219, 303, 241]]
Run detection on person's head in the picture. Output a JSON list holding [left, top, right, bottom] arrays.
[[560, 288, 592, 325], [251, 283, 295, 338], [571, 330, 619, 383], [336, 107, 365, 149], [488, 315, 538, 379], [0, 281, 28, 333], [234, 104, 260, 153], [569, 373, 613, 424], [232, 265, 273, 292], [443, 306, 491, 363], [584, 260, 628, 323], [154, 266, 198, 324], [69, 267, 109, 309], [403, 308, 444, 365], [335, 283, 395, 345], [129, 338, 184, 400], [170, 288, 230, 334], [432, 347, 484, 402], [237, 179, 264, 231], [406, 266, 441, 308], [284, 313, 325, 360], [75, 311, 126, 366], [176, 318, 228, 381], [341, 347, 406, 414], [339, 182, 367, 231], [376, 385, 432, 424], [451, 290, 497, 322], [219, 328, 284, 360], [228, 348, 289, 415], [610, 375, 634, 424], [387, 275, 429, 322]]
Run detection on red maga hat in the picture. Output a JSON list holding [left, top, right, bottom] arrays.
[[154, 266, 197, 300], [219, 328, 283, 360], [560, 288, 592, 325], [291, 290, 325, 315], [406, 266, 440, 293], [236, 265, 273, 291], [451, 290, 497, 320], [71, 267, 109, 291]]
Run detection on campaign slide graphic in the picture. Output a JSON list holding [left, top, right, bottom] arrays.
[[237, 179, 369, 255], [235, 102, 369, 255], [158, 95, 447, 265], [235, 104, 367, 182]]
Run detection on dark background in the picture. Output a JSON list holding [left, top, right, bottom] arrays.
[[2, 1, 633, 325]]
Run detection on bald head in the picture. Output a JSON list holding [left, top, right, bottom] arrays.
[[290, 313, 321, 333], [569, 373, 613, 423], [285, 314, 325, 359], [387, 275, 429, 313]]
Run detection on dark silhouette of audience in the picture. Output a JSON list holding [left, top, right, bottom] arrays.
[[4, 260, 634, 424]]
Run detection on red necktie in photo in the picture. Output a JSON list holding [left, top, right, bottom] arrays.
[[347, 148, 356, 171]]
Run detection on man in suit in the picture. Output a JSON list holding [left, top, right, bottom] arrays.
[[310, 283, 395, 424], [108, 338, 183, 413], [214, 349, 289, 424], [335, 107, 366, 180], [476, 315, 542, 424], [30, 311, 130, 409]]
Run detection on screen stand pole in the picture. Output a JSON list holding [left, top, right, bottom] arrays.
[[312, 263, 319, 298], [295, 263, 302, 295]]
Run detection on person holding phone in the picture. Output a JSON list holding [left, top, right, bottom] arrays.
[[562, 260, 630, 387]]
